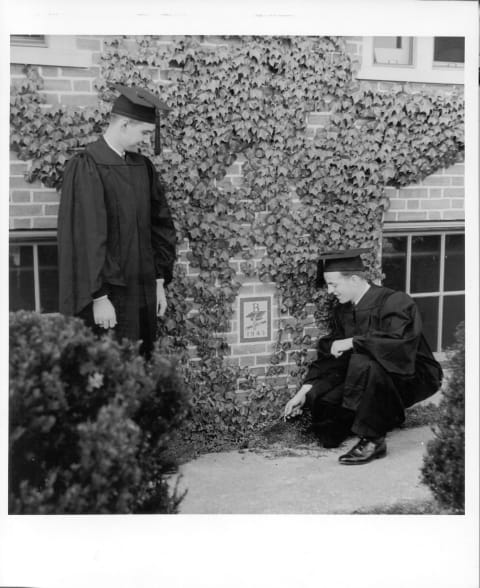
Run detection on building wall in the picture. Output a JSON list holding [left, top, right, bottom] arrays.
[[9, 35, 465, 381]]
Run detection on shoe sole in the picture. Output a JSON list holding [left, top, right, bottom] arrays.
[[338, 447, 387, 465]]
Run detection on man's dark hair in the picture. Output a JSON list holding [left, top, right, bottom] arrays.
[[339, 270, 369, 281]]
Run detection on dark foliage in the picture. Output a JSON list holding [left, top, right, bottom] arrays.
[[421, 322, 465, 513], [9, 311, 188, 514]]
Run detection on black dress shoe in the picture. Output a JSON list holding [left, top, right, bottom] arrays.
[[338, 436, 387, 465]]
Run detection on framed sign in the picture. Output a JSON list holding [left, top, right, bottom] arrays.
[[239, 296, 272, 342]]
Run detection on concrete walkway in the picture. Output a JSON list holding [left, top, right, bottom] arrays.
[[176, 426, 435, 514]]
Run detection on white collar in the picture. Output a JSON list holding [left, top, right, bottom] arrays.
[[353, 283, 371, 306], [104, 135, 125, 159]]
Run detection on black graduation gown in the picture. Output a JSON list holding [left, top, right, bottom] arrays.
[[58, 137, 177, 347], [303, 285, 443, 436]]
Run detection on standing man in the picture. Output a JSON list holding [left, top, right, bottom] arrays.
[[58, 85, 177, 357], [284, 249, 443, 465]]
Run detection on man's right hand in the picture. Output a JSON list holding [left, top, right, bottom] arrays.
[[283, 384, 312, 421], [93, 296, 117, 329]]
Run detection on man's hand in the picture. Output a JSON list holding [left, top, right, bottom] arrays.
[[283, 384, 312, 421], [330, 338, 353, 358], [93, 296, 117, 329], [156, 279, 167, 317]]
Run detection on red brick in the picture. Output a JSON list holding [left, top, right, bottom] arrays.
[[32, 217, 57, 229], [422, 176, 451, 187], [427, 211, 442, 220], [10, 162, 28, 174], [398, 188, 428, 198], [10, 204, 43, 216], [33, 191, 60, 203], [226, 163, 242, 175], [45, 204, 59, 215], [44, 78, 73, 92], [11, 218, 32, 229], [40, 93, 60, 105], [239, 356, 256, 366], [428, 189, 443, 198], [76, 37, 101, 51], [73, 80, 92, 92], [388, 200, 406, 210], [451, 176, 464, 186], [446, 163, 464, 175], [397, 212, 428, 221], [420, 199, 449, 210], [10, 64, 25, 75], [407, 200, 420, 209], [442, 211, 465, 221], [253, 284, 276, 295], [450, 200, 464, 209], [11, 191, 31, 203], [383, 212, 397, 222], [10, 176, 32, 189], [231, 343, 267, 355], [60, 66, 100, 77], [443, 188, 464, 198], [40, 66, 59, 77], [248, 366, 267, 377], [59, 94, 99, 107]]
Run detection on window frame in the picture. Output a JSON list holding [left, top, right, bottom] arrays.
[[10, 35, 92, 67], [358, 36, 464, 85], [9, 230, 58, 314], [381, 221, 465, 355]]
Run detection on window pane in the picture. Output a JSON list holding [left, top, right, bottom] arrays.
[[433, 37, 465, 64], [9, 245, 35, 311], [414, 296, 439, 352], [444, 234, 464, 292], [373, 36, 413, 65], [10, 35, 47, 47], [442, 295, 465, 350], [411, 235, 441, 293], [38, 245, 59, 312], [381, 236, 407, 291]]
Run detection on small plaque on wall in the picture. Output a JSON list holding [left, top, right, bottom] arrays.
[[239, 296, 272, 342]]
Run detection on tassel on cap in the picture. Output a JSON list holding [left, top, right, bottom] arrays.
[[111, 84, 169, 155]]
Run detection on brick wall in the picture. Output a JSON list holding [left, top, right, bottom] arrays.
[[9, 35, 464, 385], [383, 163, 465, 222]]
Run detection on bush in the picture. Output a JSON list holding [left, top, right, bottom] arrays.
[[421, 322, 465, 513], [9, 311, 189, 514]]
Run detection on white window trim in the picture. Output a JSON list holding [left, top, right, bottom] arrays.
[[10, 35, 92, 68], [357, 37, 464, 85], [381, 222, 465, 355]]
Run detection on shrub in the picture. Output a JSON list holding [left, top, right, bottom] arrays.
[[421, 322, 465, 513], [9, 311, 188, 514]]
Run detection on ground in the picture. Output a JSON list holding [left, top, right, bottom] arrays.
[[171, 399, 455, 514]]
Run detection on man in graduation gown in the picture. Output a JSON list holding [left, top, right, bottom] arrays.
[[58, 85, 177, 357], [284, 248, 443, 465]]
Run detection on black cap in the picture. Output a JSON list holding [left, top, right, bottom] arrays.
[[111, 84, 170, 155], [316, 247, 371, 287]]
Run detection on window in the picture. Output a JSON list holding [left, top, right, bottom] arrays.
[[382, 229, 464, 352], [9, 232, 59, 313], [10, 35, 92, 67], [358, 36, 464, 84], [10, 35, 47, 47]]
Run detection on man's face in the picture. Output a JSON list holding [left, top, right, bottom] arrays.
[[121, 120, 155, 151], [324, 272, 360, 304]]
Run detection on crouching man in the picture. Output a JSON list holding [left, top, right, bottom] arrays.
[[284, 248, 443, 465]]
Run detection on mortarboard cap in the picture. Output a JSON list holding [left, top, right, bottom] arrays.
[[111, 84, 170, 155], [316, 247, 371, 287]]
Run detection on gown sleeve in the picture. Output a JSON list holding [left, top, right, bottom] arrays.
[[352, 291, 422, 376], [58, 153, 107, 315], [303, 307, 346, 383], [146, 158, 177, 285]]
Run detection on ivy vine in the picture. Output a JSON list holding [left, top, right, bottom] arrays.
[[10, 36, 464, 445]]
